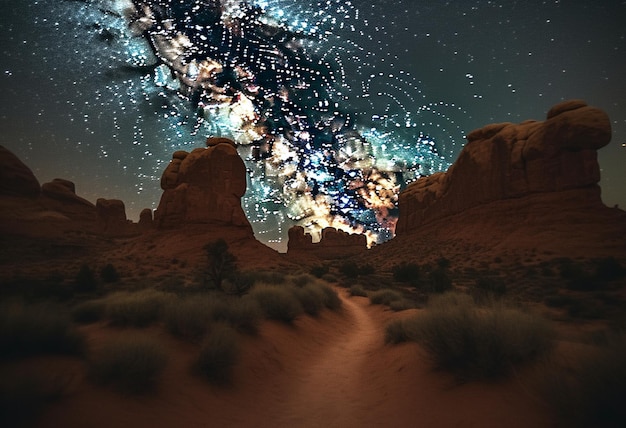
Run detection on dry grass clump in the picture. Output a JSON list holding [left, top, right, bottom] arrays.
[[248, 284, 303, 323], [104, 289, 172, 327], [293, 285, 326, 316], [89, 334, 167, 395], [369, 289, 404, 306], [192, 324, 240, 386], [349, 284, 368, 297], [164, 295, 261, 340], [542, 334, 626, 428], [0, 300, 84, 359], [385, 293, 555, 380]]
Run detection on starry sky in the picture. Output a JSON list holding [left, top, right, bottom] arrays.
[[1, 0, 625, 249]]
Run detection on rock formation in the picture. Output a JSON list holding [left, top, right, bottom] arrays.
[[397, 100, 612, 234], [388, 100, 626, 261], [287, 226, 367, 259], [0, 145, 40, 197], [138, 208, 154, 232], [154, 138, 251, 232], [96, 198, 137, 237]]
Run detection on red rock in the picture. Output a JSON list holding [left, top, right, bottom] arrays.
[[396, 100, 612, 235], [0, 145, 40, 197], [96, 198, 137, 237], [154, 138, 252, 231], [139, 208, 153, 232], [287, 226, 367, 259]]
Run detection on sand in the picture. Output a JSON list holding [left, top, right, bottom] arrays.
[[36, 289, 555, 428]]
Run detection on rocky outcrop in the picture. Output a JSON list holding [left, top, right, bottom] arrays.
[[96, 198, 137, 237], [40, 178, 96, 225], [154, 138, 251, 232], [0, 145, 41, 197], [287, 226, 367, 259], [396, 100, 612, 235], [138, 208, 154, 232]]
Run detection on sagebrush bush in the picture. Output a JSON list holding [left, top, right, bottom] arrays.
[[389, 299, 414, 312], [349, 284, 368, 297], [542, 334, 626, 428], [104, 289, 172, 327], [369, 289, 403, 306], [248, 284, 303, 323], [318, 283, 342, 310], [163, 296, 215, 341], [193, 324, 239, 385], [388, 293, 555, 380], [100, 263, 120, 283], [0, 300, 84, 359], [385, 318, 413, 344], [89, 334, 167, 394], [293, 285, 325, 316], [164, 295, 261, 340]]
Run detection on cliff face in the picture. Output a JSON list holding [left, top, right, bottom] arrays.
[[154, 138, 251, 233], [396, 100, 612, 235]]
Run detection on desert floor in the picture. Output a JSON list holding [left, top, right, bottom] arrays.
[[34, 288, 555, 428]]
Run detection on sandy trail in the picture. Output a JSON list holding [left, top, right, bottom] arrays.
[[273, 294, 382, 427]]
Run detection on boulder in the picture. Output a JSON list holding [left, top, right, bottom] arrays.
[[154, 138, 252, 231]]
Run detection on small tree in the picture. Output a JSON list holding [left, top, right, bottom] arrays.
[[204, 239, 237, 292]]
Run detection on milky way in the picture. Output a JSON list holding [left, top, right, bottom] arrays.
[[1, 0, 625, 249]]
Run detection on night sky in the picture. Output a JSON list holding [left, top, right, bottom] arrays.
[[1, 0, 625, 249]]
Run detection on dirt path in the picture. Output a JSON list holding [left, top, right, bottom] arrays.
[[273, 293, 383, 427]]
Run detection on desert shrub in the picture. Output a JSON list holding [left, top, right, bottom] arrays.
[[339, 261, 361, 279], [89, 334, 167, 394], [100, 264, 120, 283], [163, 296, 216, 341], [223, 271, 255, 295], [427, 268, 453, 293], [104, 290, 172, 327], [290, 273, 315, 287], [542, 335, 626, 428], [310, 264, 330, 278], [293, 285, 325, 316], [193, 324, 239, 385], [389, 299, 414, 312], [165, 295, 261, 339], [317, 283, 342, 310], [249, 284, 303, 323], [349, 284, 368, 297], [74, 264, 97, 293], [252, 271, 287, 284], [0, 300, 84, 359], [369, 289, 404, 306], [210, 297, 262, 335], [392, 262, 421, 286], [395, 293, 555, 380], [472, 276, 507, 298], [71, 299, 107, 324], [385, 318, 413, 344]]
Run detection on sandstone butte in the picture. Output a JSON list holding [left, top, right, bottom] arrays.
[[379, 99, 626, 265]]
